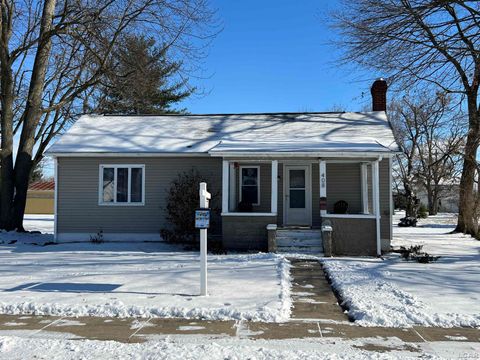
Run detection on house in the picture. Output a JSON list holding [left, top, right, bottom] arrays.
[[25, 179, 55, 214], [46, 79, 399, 256], [416, 182, 460, 213]]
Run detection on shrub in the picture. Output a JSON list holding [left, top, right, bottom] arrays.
[[90, 230, 104, 244], [397, 245, 440, 263], [160, 169, 219, 245], [417, 203, 428, 219]]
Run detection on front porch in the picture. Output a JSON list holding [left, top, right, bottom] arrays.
[[218, 158, 390, 255]]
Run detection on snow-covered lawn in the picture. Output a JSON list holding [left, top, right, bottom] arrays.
[[323, 212, 480, 328], [0, 216, 290, 322]]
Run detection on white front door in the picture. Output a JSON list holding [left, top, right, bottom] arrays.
[[284, 165, 311, 226]]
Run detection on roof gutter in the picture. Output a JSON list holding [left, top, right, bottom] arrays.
[[209, 151, 396, 158], [45, 152, 210, 158]]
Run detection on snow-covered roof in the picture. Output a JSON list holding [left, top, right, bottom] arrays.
[[46, 112, 399, 156]]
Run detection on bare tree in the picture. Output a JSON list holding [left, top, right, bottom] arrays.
[[332, 0, 480, 236], [391, 90, 464, 216], [415, 94, 464, 215], [390, 95, 423, 217], [0, 0, 218, 231]]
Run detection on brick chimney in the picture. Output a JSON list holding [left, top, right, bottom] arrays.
[[370, 78, 388, 111]]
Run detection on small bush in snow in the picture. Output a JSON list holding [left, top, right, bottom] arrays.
[[417, 203, 428, 219], [90, 230, 104, 244], [397, 245, 440, 263]]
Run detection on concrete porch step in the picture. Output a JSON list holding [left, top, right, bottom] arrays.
[[276, 238, 322, 247], [276, 245, 324, 254], [277, 230, 322, 238]]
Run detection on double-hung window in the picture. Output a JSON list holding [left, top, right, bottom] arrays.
[[240, 166, 260, 205], [99, 165, 145, 205]]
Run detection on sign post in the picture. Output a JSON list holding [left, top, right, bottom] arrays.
[[196, 182, 211, 296]]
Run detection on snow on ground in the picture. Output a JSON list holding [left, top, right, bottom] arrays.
[[0, 214, 54, 244], [1, 331, 479, 360], [0, 215, 291, 322], [323, 212, 480, 328]]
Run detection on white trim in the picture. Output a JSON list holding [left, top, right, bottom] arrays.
[[239, 165, 260, 206], [48, 151, 398, 159], [222, 160, 230, 213], [221, 212, 276, 217], [271, 160, 278, 214], [319, 160, 327, 216], [47, 152, 208, 158], [283, 164, 312, 226], [210, 151, 396, 158], [56, 233, 160, 242], [98, 164, 145, 206], [373, 159, 382, 256], [371, 164, 376, 215], [322, 214, 376, 219], [361, 163, 369, 214], [53, 158, 58, 242]]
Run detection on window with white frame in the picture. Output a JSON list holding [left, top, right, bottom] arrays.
[[240, 166, 260, 205], [99, 165, 145, 205]]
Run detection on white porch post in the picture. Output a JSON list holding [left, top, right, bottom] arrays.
[[373, 159, 381, 256], [361, 163, 369, 214], [319, 160, 327, 216], [222, 160, 229, 214], [271, 160, 278, 214]]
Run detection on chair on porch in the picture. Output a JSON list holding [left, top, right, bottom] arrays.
[[333, 200, 349, 214]]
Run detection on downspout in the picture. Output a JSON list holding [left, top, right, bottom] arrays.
[[374, 156, 383, 256]]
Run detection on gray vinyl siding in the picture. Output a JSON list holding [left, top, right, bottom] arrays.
[[379, 158, 391, 243], [325, 163, 362, 213], [57, 157, 222, 235]]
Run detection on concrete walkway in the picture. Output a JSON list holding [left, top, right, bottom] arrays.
[[0, 258, 478, 352]]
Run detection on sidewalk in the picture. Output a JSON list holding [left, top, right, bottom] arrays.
[[0, 259, 477, 351]]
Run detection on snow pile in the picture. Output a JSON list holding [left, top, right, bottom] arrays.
[[322, 213, 480, 328], [323, 259, 480, 328], [0, 334, 467, 360], [0, 238, 291, 322]]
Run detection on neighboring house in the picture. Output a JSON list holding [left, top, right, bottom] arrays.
[[26, 179, 55, 214], [46, 79, 399, 256], [416, 183, 460, 213]]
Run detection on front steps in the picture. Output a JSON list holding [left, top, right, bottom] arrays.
[[276, 228, 323, 254]]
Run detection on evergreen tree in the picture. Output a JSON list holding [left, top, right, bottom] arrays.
[[97, 36, 193, 115]]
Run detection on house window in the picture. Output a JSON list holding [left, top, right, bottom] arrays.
[[240, 166, 260, 205], [99, 165, 145, 205]]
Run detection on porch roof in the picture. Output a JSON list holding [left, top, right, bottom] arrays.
[[46, 111, 399, 156], [209, 140, 391, 156]]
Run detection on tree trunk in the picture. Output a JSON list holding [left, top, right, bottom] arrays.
[[0, 3, 15, 230], [404, 183, 416, 217], [427, 187, 436, 216], [10, 0, 57, 231], [455, 95, 480, 235], [431, 192, 439, 216]]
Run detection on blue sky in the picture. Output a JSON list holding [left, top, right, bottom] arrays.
[[180, 0, 380, 114]]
